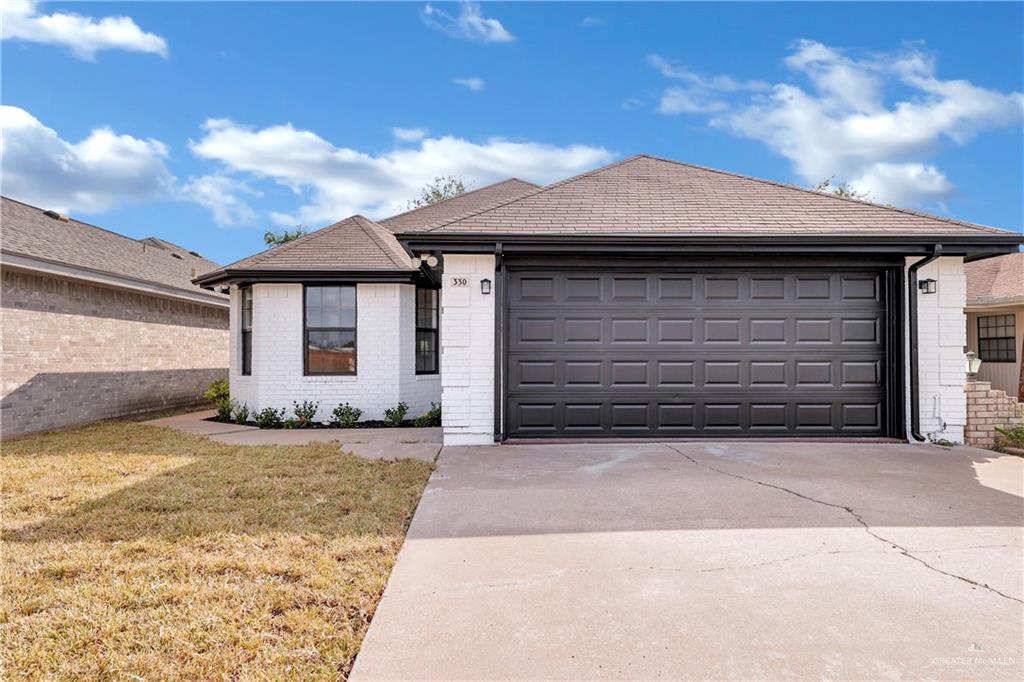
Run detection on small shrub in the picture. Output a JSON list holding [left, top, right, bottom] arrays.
[[383, 401, 409, 427], [996, 424, 1024, 447], [282, 418, 302, 429], [292, 400, 320, 428], [255, 407, 286, 429], [231, 400, 250, 425], [214, 398, 232, 422], [203, 379, 230, 405], [331, 403, 363, 428], [413, 402, 441, 427]]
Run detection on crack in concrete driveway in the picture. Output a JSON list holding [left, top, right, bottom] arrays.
[[662, 443, 1023, 605]]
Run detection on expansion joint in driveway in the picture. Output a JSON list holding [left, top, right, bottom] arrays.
[[661, 443, 1023, 605]]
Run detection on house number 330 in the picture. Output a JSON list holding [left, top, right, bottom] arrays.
[[450, 277, 469, 287]]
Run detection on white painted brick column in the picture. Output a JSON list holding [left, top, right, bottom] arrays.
[[440, 254, 495, 445], [905, 256, 967, 443]]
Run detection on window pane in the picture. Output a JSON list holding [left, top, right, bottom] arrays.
[[305, 287, 322, 327], [341, 286, 356, 327], [416, 330, 437, 373], [242, 331, 252, 375], [242, 288, 253, 329], [307, 330, 356, 374], [320, 286, 341, 327], [416, 288, 438, 329]]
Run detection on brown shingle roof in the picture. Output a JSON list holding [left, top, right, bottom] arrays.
[[965, 252, 1024, 307], [215, 214, 414, 272], [1, 196, 225, 299], [418, 155, 1013, 236], [378, 178, 539, 232]]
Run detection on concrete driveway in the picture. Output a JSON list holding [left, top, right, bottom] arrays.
[[352, 442, 1023, 681]]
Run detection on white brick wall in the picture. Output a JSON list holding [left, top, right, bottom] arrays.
[[228, 282, 440, 422], [906, 256, 968, 443], [439, 255, 495, 445]]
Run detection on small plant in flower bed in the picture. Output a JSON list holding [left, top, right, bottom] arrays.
[[383, 401, 409, 427], [231, 400, 250, 425], [255, 407, 286, 429], [204, 379, 233, 421], [413, 402, 441, 427], [292, 401, 320, 428], [331, 403, 363, 428]]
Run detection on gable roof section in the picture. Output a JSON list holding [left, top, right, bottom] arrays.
[[198, 215, 415, 284], [379, 178, 539, 232], [966, 252, 1024, 307], [414, 155, 1013, 236], [1, 196, 225, 304]]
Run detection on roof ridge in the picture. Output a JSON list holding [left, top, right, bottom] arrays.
[[379, 177, 538, 227], [420, 155, 638, 232], [633, 153, 1010, 235], [352, 215, 412, 269], [1, 195, 171, 249]]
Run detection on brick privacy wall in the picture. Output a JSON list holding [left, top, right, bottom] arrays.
[[1, 268, 228, 438], [439, 255, 496, 445], [906, 256, 968, 443], [229, 282, 440, 422], [964, 380, 1024, 448]]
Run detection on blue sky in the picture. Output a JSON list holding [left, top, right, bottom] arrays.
[[3, 1, 1022, 264]]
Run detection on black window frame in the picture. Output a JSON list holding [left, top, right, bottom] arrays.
[[240, 286, 252, 376], [415, 285, 440, 375], [303, 284, 358, 376], [977, 314, 1017, 363]]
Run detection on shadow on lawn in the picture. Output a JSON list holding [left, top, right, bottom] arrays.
[[2, 423, 433, 544]]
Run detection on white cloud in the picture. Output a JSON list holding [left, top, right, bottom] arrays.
[[1, 0, 168, 60], [393, 127, 428, 142], [652, 41, 1024, 207], [0, 105, 175, 213], [183, 174, 260, 227], [421, 2, 515, 43], [581, 17, 605, 28], [453, 76, 485, 92], [189, 118, 614, 227], [621, 97, 643, 111]]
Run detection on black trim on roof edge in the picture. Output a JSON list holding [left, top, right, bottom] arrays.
[[396, 231, 1024, 257], [194, 268, 421, 288]]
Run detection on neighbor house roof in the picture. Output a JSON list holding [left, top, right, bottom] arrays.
[[1, 196, 226, 305], [965, 252, 1024, 307], [412, 155, 1013, 236], [379, 178, 539, 232], [196, 215, 416, 285]]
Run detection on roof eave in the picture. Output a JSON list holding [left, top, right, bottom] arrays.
[[397, 231, 1024, 257], [194, 267, 421, 288]]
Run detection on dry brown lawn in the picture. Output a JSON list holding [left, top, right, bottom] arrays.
[[1, 422, 433, 680]]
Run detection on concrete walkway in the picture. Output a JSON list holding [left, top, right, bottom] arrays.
[[143, 410, 441, 461], [352, 441, 1023, 680]]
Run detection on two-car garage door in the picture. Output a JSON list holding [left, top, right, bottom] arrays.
[[505, 268, 891, 438]]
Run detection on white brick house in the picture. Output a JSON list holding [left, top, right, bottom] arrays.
[[196, 156, 1022, 445]]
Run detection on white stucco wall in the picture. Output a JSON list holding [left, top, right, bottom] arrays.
[[439, 255, 496, 445], [228, 282, 440, 422], [905, 256, 968, 443]]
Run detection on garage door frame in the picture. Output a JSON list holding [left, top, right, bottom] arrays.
[[495, 255, 906, 440]]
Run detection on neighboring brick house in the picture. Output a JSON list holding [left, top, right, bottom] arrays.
[[1, 197, 229, 438], [964, 252, 1023, 399], [195, 155, 1024, 445]]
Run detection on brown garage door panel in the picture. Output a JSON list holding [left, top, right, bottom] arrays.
[[506, 269, 889, 437]]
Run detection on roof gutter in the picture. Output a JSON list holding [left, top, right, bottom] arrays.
[[907, 245, 943, 442]]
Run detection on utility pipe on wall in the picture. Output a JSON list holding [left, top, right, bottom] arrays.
[[907, 244, 943, 442]]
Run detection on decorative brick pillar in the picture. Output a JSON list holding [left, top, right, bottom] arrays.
[[964, 380, 1024, 448]]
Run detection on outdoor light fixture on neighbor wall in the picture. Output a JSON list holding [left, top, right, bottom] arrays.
[[918, 278, 937, 294], [965, 351, 983, 379], [481, 278, 492, 295]]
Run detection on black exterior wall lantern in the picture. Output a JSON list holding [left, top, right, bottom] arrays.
[[481, 278, 492, 295], [918, 278, 937, 294]]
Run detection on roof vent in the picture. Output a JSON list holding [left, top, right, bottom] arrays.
[[43, 209, 70, 222], [171, 253, 183, 260], [188, 250, 201, 257]]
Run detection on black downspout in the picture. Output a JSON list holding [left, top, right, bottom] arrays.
[[907, 244, 943, 441]]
